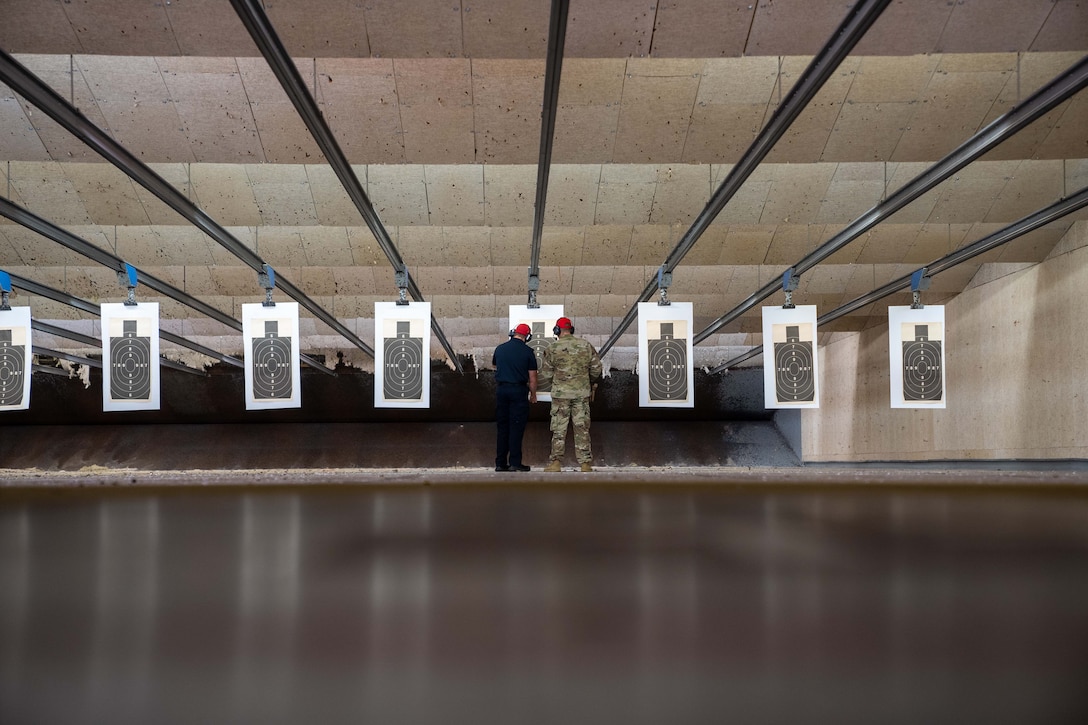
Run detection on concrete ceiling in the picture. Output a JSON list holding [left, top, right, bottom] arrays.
[[1, 0, 1086, 371]]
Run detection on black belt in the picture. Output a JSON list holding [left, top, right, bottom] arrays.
[[497, 382, 527, 386]]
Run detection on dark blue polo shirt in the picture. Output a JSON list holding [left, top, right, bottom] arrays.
[[492, 337, 538, 385]]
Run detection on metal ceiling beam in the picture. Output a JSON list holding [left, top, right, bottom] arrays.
[[5, 272, 245, 369], [598, 0, 893, 356], [694, 53, 1088, 346], [0, 47, 373, 361], [32, 319, 207, 376], [709, 185, 1088, 372], [228, 0, 462, 372], [0, 195, 334, 375], [528, 0, 571, 287]]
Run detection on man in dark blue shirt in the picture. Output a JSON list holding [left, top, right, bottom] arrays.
[[492, 323, 538, 472]]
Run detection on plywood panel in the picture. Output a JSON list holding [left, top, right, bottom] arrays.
[[189, 164, 261, 227], [75, 56, 195, 163], [651, 1, 754, 58], [7, 161, 92, 225], [543, 165, 600, 226], [62, 163, 150, 226], [394, 59, 475, 164], [0, 89, 47, 161], [758, 163, 837, 224], [64, 0, 179, 56], [746, 0, 847, 56], [364, 0, 463, 58], [483, 165, 535, 227], [581, 225, 632, 266], [767, 56, 859, 164], [613, 59, 702, 163], [366, 165, 429, 226], [159, 57, 263, 163], [892, 54, 1016, 162], [246, 164, 320, 226], [425, 165, 485, 226], [937, 0, 1053, 54], [306, 164, 360, 227], [462, 0, 548, 59], [594, 165, 656, 225], [0, 0, 82, 55], [236, 58, 323, 164], [316, 59, 405, 165], [566, 0, 655, 57], [472, 60, 544, 163]]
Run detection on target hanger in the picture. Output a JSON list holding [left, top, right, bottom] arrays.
[[910, 268, 931, 309]]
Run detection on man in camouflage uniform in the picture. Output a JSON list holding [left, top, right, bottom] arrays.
[[538, 316, 602, 472]]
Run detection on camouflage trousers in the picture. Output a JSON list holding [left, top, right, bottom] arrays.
[[549, 396, 592, 463]]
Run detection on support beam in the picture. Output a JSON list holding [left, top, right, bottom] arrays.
[[227, 0, 462, 372], [0, 196, 333, 375], [709, 186, 1088, 373], [695, 53, 1088, 346], [0, 48, 374, 362], [598, 0, 893, 356], [528, 0, 570, 282], [5, 272, 245, 369]]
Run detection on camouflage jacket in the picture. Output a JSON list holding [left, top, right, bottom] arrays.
[[538, 334, 603, 399]]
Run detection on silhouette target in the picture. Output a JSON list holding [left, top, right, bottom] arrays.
[[384, 321, 423, 400], [0, 329, 25, 406], [902, 324, 943, 401], [774, 325, 815, 402], [647, 322, 687, 401], [110, 320, 152, 400], [252, 320, 293, 400], [527, 321, 552, 392]]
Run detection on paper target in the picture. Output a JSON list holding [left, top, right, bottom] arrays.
[[902, 325, 943, 401], [647, 323, 688, 401], [527, 322, 552, 394], [242, 302, 301, 410], [774, 326, 815, 402], [509, 304, 564, 402], [0, 326, 27, 410], [762, 305, 819, 409], [383, 321, 423, 400], [637, 302, 694, 408], [101, 302, 160, 412], [375, 301, 431, 408], [109, 320, 152, 401], [889, 306, 946, 408], [251, 321, 293, 400]]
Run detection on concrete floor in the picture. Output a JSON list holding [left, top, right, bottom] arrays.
[[2, 477, 1088, 724]]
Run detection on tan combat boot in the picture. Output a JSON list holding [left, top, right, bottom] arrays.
[[544, 460, 562, 473], [580, 462, 593, 472]]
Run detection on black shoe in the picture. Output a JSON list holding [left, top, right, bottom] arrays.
[[510, 464, 531, 472], [495, 465, 510, 472]]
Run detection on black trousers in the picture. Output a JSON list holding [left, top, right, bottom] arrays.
[[495, 384, 530, 467]]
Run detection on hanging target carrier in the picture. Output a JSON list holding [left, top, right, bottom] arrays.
[[395, 265, 410, 306], [782, 268, 799, 309], [910, 268, 931, 309], [0, 269, 11, 311], [258, 263, 276, 307], [657, 265, 672, 306], [117, 262, 139, 306]]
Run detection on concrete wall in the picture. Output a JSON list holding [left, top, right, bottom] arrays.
[[804, 221, 1088, 463]]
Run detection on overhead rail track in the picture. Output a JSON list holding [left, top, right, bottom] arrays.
[[5, 271, 243, 370], [0, 195, 335, 375], [598, 0, 894, 356], [711, 185, 1088, 372], [228, 0, 462, 372], [693, 53, 1088, 346], [526, 0, 571, 299], [0, 48, 371, 363]]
